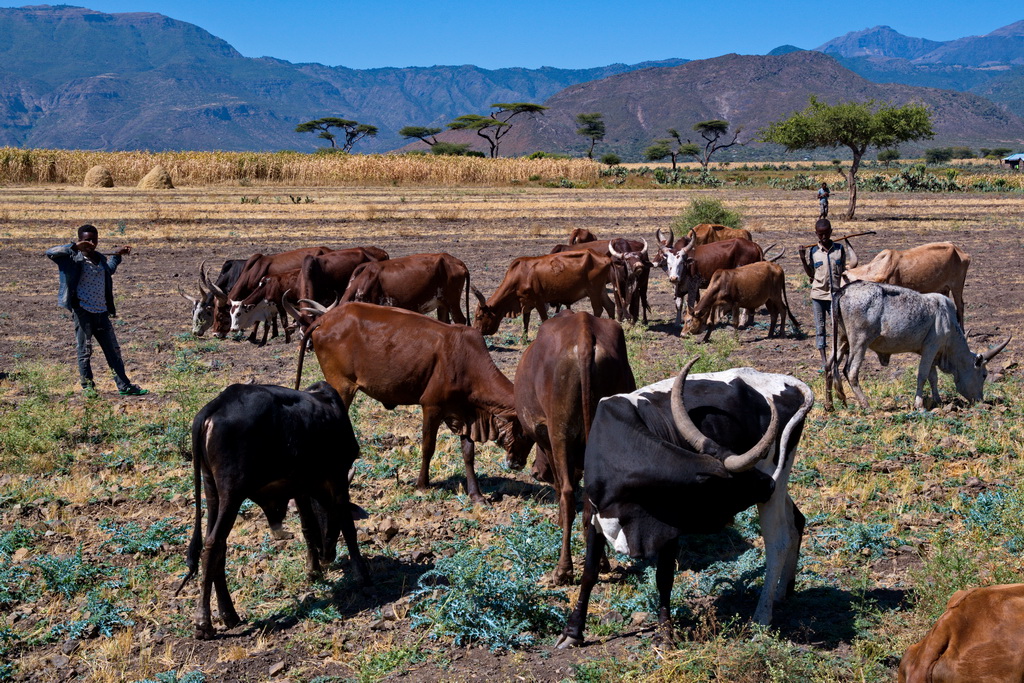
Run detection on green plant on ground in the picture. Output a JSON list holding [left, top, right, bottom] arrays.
[[672, 197, 743, 231], [99, 517, 189, 555]]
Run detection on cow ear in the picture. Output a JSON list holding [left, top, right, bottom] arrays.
[[975, 353, 984, 368]]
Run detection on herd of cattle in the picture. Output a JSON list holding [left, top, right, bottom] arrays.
[[174, 224, 1012, 677]]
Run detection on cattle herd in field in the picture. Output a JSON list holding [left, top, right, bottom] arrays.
[[176, 223, 1012, 676]]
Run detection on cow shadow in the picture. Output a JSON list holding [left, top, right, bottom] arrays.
[[427, 473, 555, 503], [243, 554, 434, 637]]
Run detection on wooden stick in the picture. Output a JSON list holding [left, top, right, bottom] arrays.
[[799, 230, 877, 250]]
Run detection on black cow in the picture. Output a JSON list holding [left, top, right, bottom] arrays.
[[556, 360, 814, 648], [176, 382, 370, 639]]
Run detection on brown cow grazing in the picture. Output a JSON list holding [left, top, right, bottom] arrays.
[[177, 382, 369, 639], [294, 247, 389, 329], [206, 247, 333, 338], [295, 303, 533, 503], [569, 227, 597, 245], [683, 262, 800, 341], [845, 242, 970, 325], [515, 312, 635, 585], [341, 252, 470, 325], [229, 268, 302, 345], [899, 584, 1024, 682], [474, 251, 615, 339]]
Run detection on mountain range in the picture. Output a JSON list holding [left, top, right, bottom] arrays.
[[1, 5, 1023, 158]]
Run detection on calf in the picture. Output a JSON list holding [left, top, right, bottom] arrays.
[[828, 281, 1009, 411], [474, 250, 615, 339], [899, 584, 1024, 682], [296, 302, 533, 502], [177, 382, 369, 639], [556, 360, 814, 647], [514, 312, 636, 585], [683, 261, 800, 341]]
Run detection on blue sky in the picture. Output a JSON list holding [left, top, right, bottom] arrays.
[[3, 1, 1021, 69]]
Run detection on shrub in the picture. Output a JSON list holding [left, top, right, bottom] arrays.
[[600, 153, 621, 166], [409, 509, 567, 650], [672, 197, 743, 232], [99, 517, 189, 555], [924, 148, 954, 164], [32, 547, 104, 599]]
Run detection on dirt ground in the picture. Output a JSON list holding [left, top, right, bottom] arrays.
[[1, 185, 1022, 681]]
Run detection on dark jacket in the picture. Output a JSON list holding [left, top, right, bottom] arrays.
[[45, 243, 122, 316]]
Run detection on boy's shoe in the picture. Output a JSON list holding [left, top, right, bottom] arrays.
[[119, 385, 149, 396]]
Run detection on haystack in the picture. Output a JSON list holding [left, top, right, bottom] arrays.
[[138, 165, 174, 189], [83, 165, 114, 188]]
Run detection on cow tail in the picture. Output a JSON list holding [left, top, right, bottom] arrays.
[[175, 414, 206, 596], [579, 324, 597, 441], [781, 275, 801, 332], [831, 287, 843, 381], [465, 269, 471, 326]]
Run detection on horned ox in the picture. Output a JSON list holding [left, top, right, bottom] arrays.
[[179, 259, 246, 337], [656, 236, 767, 325], [899, 584, 1024, 683], [341, 252, 470, 325], [514, 312, 636, 585], [177, 382, 369, 639], [295, 302, 532, 502], [474, 250, 615, 339], [556, 360, 814, 647], [827, 281, 1009, 411], [682, 261, 800, 341], [844, 242, 970, 325], [548, 238, 651, 323]]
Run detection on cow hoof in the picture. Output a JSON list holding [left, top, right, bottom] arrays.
[[551, 571, 573, 586], [194, 624, 216, 640], [823, 402, 834, 412], [221, 612, 241, 630], [554, 634, 583, 649]]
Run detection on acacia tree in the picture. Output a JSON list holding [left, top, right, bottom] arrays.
[[575, 112, 605, 159], [447, 103, 547, 158], [760, 96, 934, 219], [643, 128, 700, 170], [399, 126, 443, 147], [295, 117, 378, 152], [692, 120, 742, 170]]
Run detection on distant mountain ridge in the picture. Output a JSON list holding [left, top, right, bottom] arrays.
[[0, 5, 1022, 156]]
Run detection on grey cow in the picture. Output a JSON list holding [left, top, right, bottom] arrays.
[[827, 281, 1009, 411]]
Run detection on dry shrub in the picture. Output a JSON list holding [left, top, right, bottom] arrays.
[[138, 165, 174, 189], [83, 165, 114, 188]]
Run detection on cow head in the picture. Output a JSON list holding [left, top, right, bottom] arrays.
[[178, 284, 214, 336], [200, 264, 231, 338], [681, 304, 706, 336], [471, 287, 502, 336], [951, 336, 1011, 403], [609, 238, 649, 278], [672, 358, 780, 472], [229, 295, 276, 334], [499, 416, 534, 472]]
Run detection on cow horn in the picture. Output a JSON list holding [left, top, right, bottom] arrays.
[[177, 284, 199, 304], [608, 240, 623, 259], [471, 286, 488, 307], [670, 357, 779, 473], [201, 263, 228, 301], [639, 238, 648, 255], [298, 298, 328, 314], [282, 297, 303, 321], [656, 227, 673, 247], [197, 261, 209, 297], [981, 335, 1011, 362]]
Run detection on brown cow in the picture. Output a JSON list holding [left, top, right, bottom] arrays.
[[294, 247, 389, 329], [682, 262, 800, 341], [514, 312, 635, 585], [207, 247, 332, 337], [568, 228, 597, 245], [295, 302, 533, 503], [341, 252, 470, 325], [686, 223, 752, 247], [473, 251, 615, 339], [229, 269, 302, 345], [845, 242, 970, 325], [608, 238, 652, 324], [899, 584, 1024, 682], [656, 236, 766, 325]]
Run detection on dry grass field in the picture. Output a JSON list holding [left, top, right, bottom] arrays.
[[1, 180, 1023, 682]]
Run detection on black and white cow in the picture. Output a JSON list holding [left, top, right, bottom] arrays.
[[179, 259, 247, 336], [828, 280, 1010, 411], [176, 382, 370, 639], [556, 360, 814, 648]]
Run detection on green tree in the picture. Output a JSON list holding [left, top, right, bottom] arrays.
[[691, 120, 742, 170], [643, 129, 700, 170], [877, 148, 900, 168], [447, 103, 548, 158], [574, 113, 606, 159], [399, 126, 444, 147], [924, 147, 954, 164], [760, 96, 934, 219], [430, 142, 479, 156], [295, 117, 378, 152], [600, 153, 621, 167], [950, 146, 975, 159]]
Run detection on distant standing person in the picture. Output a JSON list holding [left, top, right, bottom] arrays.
[[798, 218, 858, 371], [817, 182, 830, 219], [46, 224, 148, 397]]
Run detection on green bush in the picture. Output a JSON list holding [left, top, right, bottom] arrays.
[[99, 517, 189, 555], [672, 197, 743, 232], [599, 153, 621, 166]]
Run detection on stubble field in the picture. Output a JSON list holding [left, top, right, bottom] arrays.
[[1, 183, 1023, 682]]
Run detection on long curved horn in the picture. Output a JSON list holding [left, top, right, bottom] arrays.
[[197, 260, 209, 298], [656, 227, 673, 247], [608, 240, 623, 259], [981, 335, 1011, 362], [471, 286, 488, 307], [638, 238, 648, 255], [670, 357, 780, 473], [282, 297, 303, 321], [177, 284, 199, 304], [201, 263, 228, 301], [298, 298, 328, 314]]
